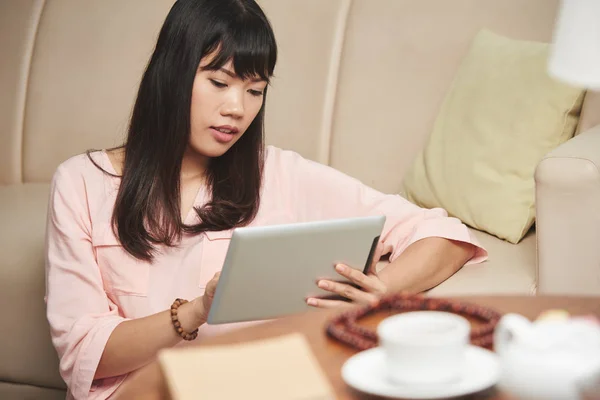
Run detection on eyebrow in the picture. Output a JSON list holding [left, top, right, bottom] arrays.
[[219, 67, 266, 83]]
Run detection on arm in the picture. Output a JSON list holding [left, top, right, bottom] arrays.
[[309, 237, 476, 308], [378, 237, 475, 294], [95, 278, 216, 379], [535, 125, 600, 296], [276, 148, 486, 303], [96, 307, 197, 379], [45, 163, 216, 398]]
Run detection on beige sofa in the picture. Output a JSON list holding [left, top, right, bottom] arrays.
[[2, 0, 599, 398]]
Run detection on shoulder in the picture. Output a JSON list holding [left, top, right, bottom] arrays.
[[265, 145, 303, 166], [48, 151, 122, 230], [52, 151, 113, 188], [264, 145, 352, 181], [50, 151, 119, 223], [264, 145, 327, 174], [263, 145, 319, 187]]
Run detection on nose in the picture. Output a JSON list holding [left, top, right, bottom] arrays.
[[220, 89, 244, 119]]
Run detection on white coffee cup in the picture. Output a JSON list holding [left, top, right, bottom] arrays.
[[377, 311, 471, 385]]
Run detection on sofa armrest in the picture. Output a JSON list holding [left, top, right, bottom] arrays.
[[534, 125, 600, 295]]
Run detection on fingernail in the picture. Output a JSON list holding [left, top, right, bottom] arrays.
[[307, 298, 317, 306], [318, 280, 329, 289], [336, 264, 346, 273]]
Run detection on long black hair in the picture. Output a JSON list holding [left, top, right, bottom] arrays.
[[90, 0, 277, 261]]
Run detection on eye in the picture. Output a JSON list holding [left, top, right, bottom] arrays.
[[248, 89, 264, 97], [209, 79, 227, 88]]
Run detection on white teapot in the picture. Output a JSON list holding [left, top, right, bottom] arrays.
[[494, 313, 600, 400]]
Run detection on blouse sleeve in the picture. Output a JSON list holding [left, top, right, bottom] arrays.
[[276, 148, 487, 264], [44, 161, 129, 400]]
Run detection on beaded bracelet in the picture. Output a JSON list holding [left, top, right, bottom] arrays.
[[326, 293, 503, 350], [170, 298, 199, 341]]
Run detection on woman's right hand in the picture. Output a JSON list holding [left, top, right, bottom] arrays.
[[193, 271, 221, 324]]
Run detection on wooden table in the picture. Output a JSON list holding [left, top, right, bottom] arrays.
[[115, 296, 600, 399]]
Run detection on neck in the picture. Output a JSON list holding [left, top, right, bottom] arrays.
[[181, 147, 210, 182]]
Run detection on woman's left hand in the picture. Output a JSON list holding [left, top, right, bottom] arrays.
[[306, 264, 387, 309]]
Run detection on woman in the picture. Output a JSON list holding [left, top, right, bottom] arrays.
[[45, 0, 486, 398]]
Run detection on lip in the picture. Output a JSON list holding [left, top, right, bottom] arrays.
[[212, 125, 239, 134], [209, 126, 238, 144]]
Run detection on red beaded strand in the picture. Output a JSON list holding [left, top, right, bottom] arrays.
[[326, 293, 503, 350]]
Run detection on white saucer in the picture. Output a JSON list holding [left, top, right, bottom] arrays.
[[341, 345, 500, 399]]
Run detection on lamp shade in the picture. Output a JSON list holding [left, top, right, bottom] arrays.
[[548, 0, 600, 89]]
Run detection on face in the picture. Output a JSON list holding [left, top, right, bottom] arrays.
[[189, 54, 268, 159]]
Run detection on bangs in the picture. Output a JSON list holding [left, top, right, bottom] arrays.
[[201, 18, 277, 83]]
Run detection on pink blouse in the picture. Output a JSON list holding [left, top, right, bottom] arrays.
[[44, 145, 487, 399]]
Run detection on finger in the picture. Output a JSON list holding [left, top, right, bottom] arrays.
[[206, 272, 221, 296], [368, 242, 384, 273], [317, 280, 379, 305], [209, 271, 221, 286], [205, 284, 216, 298], [366, 269, 383, 288], [306, 297, 353, 309], [335, 264, 386, 294]]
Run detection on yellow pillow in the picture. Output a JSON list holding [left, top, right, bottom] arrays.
[[403, 29, 585, 244]]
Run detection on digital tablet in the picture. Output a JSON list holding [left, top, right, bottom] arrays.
[[206, 215, 386, 324]]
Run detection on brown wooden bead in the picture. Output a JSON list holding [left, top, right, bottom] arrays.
[[170, 298, 199, 341]]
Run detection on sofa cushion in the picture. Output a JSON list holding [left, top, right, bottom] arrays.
[[374, 226, 537, 296], [0, 382, 66, 400], [428, 228, 537, 296], [403, 29, 585, 244], [0, 184, 65, 390]]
